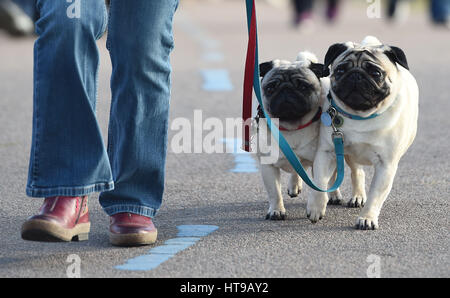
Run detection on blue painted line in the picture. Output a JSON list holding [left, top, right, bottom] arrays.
[[201, 69, 233, 91], [115, 225, 218, 271], [202, 51, 225, 62], [222, 138, 259, 173], [175, 11, 220, 50]]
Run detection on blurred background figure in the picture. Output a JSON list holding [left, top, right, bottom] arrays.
[[291, 0, 340, 28], [325, 0, 339, 21], [292, 0, 313, 26], [0, 0, 35, 37], [387, 0, 450, 28], [430, 0, 450, 27], [387, 0, 411, 23]]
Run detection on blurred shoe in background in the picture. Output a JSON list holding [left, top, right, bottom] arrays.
[[0, 0, 34, 36]]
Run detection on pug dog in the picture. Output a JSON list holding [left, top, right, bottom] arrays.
[[306, 36, 419, 229], [256, 52, 342, 220]]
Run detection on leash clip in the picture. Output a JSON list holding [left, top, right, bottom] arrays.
[[328, 107, 344, 142], [332, 130, 344, 142]]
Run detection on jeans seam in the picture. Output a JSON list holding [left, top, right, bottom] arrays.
[[106, 0, 115, 177], [103, 205, 159, 218], [27, 181, 115, 198], [28, 180, 114, 190], [95, 2, 108, 40], [31, 33, 41, 188], [106, 0, 114, 51]]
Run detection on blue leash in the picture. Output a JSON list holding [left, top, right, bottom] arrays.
[[244, 0, 345, 192]]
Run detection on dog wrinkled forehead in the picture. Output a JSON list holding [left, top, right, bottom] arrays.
[[324, 36, 409, 73], [272, 59, 308, 69], [344, 36, 382, 51], [339, 46, 387, 63], [261, 60, 309, 79]]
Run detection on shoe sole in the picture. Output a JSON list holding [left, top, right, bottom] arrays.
[[21, 219, 90, 242], [110, 230, 157, 247]]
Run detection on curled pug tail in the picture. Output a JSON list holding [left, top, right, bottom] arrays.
[[296, 51, 319, 65]]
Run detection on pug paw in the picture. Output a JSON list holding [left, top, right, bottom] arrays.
[[355, 216, 378, 230], [327, 191, 342, 205], [265, 210, 287, 220], [306, 200, 326, 223], [287, 187, 300, 198], [344, 195, 366, 208], [287, 179, 302, 198]]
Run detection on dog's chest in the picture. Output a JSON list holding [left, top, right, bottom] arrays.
[[340, 130, 387, 165], [272, 133, 317, 170]]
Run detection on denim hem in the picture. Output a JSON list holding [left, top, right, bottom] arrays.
[[26, 181, 115, 198], [102, 205, 158, 218]]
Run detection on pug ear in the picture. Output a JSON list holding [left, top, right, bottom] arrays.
[[259, 61, 273, 77], [385, 46, 409, 70], [324, 43, 348, 76], [309, 63, 326, 78]]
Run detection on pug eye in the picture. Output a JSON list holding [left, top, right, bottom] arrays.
[[297, 82, 309, 91], [264, 81, 278, 94], [335, 68, 345, 75], [371, 70, 382, 78]]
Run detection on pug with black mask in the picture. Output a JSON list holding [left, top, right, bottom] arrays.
[[306, 36, 419, 229], [256, 52, 342, 220]]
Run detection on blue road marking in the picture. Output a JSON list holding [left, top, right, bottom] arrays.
[[201, 69, 233, 91], [202, 52, 225, 62], [115, 225, 218, 271], [222, 138, 259, 173]]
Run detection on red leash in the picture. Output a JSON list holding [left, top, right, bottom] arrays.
[[242, 0, 257, 152]]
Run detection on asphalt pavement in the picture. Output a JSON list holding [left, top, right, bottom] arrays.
[[0, 0, 448, 278]]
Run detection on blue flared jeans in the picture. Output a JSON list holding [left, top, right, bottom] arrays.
[[27, 0, 179, 218]]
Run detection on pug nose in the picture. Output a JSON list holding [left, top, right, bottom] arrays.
[[349, 72, 363, 82]]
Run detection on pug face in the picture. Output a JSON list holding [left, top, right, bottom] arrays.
[[260, 60, 325, 122], [324, 41, 409, 111]]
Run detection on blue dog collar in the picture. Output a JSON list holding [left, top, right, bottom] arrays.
[[327, 93, 380, 120]]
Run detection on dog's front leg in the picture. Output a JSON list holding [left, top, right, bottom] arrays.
[[287, 173, 302, 198], [261, 164, 286, 220], [307, 150, 335, 223], [356, 162, 398, 230], [343, 155, 367, 208], [327, 169, 343, 205]]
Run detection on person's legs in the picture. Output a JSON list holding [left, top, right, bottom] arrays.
[[326, 0, 339, 22], [431, 0, 450, 24], [387, 0, 398, 19], [293, 0, 313, 14], [292, 0, 313, 26], [99, 0, 179, 219], [26, 0, 112, 198], [22, 0, 110, 242]]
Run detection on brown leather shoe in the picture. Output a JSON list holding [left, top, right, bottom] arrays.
[[21, 196, 90, 242], [109, 213, 157, 247]]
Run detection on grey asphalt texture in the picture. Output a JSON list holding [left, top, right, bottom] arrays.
[[0, 0, 449, 278]]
